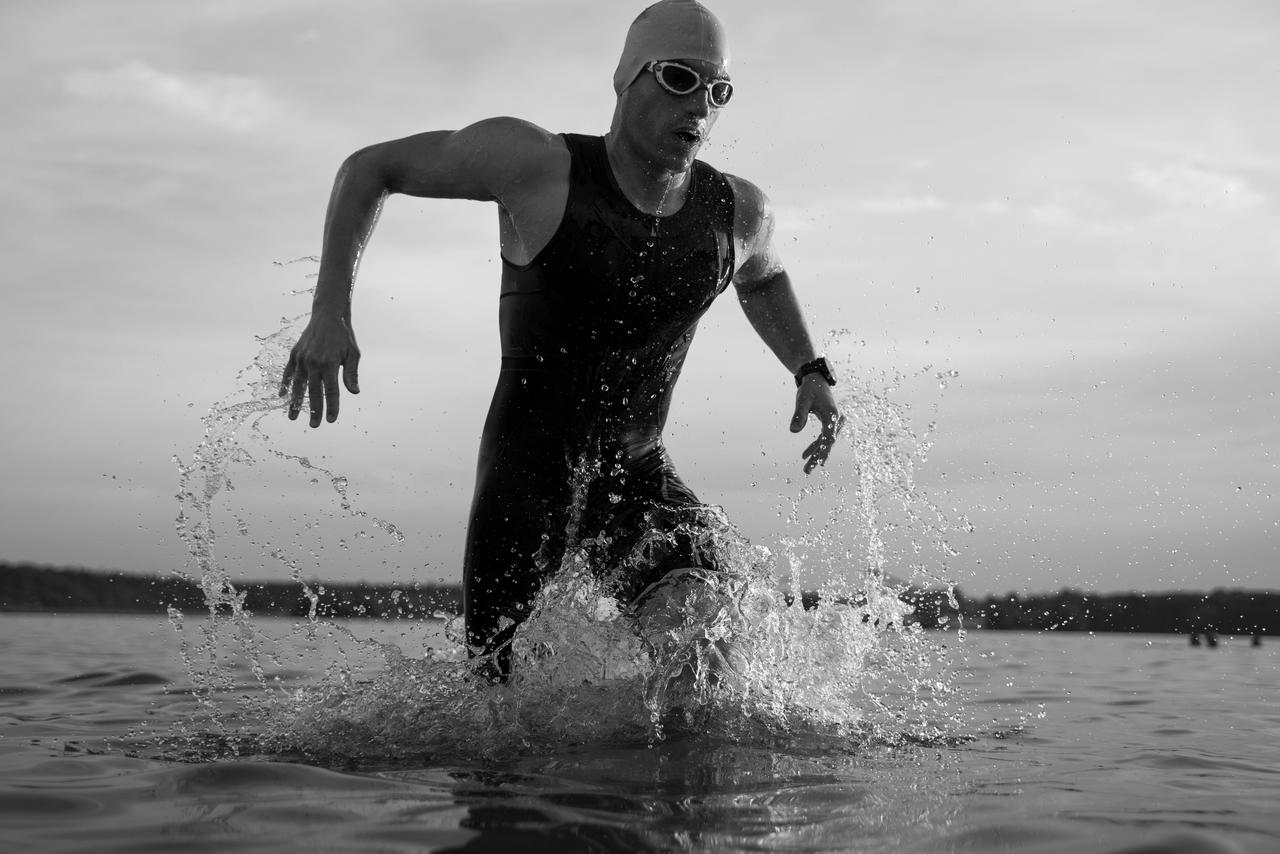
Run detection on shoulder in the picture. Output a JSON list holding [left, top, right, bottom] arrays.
[[722, 173, 781, 279], [458, 116, 557, 146], [450, 117, 568, 174], [723, 173, 771, 221], [431, 117, 568, 204], [723, 173, 775, 242], [352, 118, 568, 202]]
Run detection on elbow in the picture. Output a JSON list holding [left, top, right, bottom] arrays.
[[338, 146, 390, 191]]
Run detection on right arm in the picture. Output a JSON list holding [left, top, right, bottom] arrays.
[[727, 174, 844, 474], [280, 118, 562, 427]]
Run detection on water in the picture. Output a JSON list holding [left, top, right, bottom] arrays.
[[16, 316, 1268, 852], [2, 615, 1277, 853]]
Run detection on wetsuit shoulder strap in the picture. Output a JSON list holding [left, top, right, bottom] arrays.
[[691, 159, 735, 238], [691, 159, 737, 291], [500, 133, 598, 285], [560, 133, 609, 198]]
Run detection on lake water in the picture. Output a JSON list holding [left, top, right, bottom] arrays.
[[2, 613, 1277, 853]]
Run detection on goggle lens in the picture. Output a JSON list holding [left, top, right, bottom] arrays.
[[658, 64, 699, 92], [651, 62, 733, 107]]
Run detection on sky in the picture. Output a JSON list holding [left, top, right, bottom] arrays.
[[2, 0, 1277, 597]]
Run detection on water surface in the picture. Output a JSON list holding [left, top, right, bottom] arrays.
[[3, 614, 1276, 853]]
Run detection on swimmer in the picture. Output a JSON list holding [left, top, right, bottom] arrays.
[[279, 0, 843, 677]]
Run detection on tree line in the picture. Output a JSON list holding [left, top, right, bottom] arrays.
[[0, 562, 460, 619], [2, 562, 1275, 634], [905, 587, 1278, 635]]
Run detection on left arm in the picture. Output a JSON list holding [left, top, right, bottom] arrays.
[[727, 175, 844, 473]]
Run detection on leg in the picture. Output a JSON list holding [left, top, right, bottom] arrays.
[[590, 444, 749, 696], [462, 428, 571, 677]]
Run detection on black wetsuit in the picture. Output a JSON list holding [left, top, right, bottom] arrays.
[[463, 133, 736, 667]]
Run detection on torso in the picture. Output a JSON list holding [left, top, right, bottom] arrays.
[[464, 134, 739, 657], [489, 133, 736, 447]]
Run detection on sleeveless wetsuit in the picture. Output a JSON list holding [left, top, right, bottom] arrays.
[[463, 133, 736, 669]]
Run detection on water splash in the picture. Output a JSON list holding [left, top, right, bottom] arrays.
[[168, 279, 409, 742], [167, 298, 969, 764]]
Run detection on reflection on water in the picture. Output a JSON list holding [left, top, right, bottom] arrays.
[[387, 739, 962, 853], [3, 617, 1278, 853]]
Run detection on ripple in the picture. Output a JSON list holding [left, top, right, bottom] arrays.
[[0, 790, 103, 818], [1117, 750, 1279, 776], [97, 672, 171, 687], [167, 760, 403, 794]]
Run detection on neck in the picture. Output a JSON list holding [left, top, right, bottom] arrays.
[[603, 132, 692, 216]]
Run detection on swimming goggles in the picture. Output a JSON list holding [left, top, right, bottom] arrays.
[[647, 61, 733, 108]]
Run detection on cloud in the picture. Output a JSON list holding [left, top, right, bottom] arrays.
[[773, 194, 947, 230], [854, 195, 946, 214], [1024, 198, 1125, 237], [1027, 203, 1080, 229], [63, 61, 274, 132], [1131, 164, 1266, 211]]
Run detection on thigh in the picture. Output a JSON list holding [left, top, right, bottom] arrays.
[[596, 447, 722, 603], [463, 428, 572, 653]]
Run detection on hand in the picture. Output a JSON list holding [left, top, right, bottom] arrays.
[[790, 377, 844, 474], [279, 313, 360, 427]]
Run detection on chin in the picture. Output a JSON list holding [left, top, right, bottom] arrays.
[[655, 145, 700, 173]]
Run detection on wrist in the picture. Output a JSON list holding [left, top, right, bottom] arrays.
[[794, 357, 836, 388], [311, 292, 352, 320], [311, 274, 353, 311]]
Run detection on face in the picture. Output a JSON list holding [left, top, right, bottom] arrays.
[[614, 58, 729, 175]]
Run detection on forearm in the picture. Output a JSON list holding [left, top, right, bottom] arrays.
[[311, 149, 391, 318], [736, 270, 819, 374]]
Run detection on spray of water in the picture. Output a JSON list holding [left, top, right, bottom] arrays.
[[166, 282, 969, 765]]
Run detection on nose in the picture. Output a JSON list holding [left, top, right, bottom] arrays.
[[684, 87, 713, 117]]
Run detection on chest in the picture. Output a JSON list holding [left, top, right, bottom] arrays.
[[557, 197, 730, 329]]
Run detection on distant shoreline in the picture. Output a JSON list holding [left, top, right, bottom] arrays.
[[2, 562, 1275, 634], [1, 563, 460, 620]]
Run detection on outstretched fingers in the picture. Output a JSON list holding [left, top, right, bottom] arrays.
[[287, 362, 307, 421], [279, 317, 360, 428], [343, 351, 360, 395], [322, 365, 340, 423], [307, 368, 324, 427], [279, 351, 297, 398], [801, 411, 844, 474], [321, 352, 361, 424]]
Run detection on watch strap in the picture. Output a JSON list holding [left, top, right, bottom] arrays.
[[795, 357, 836, 387]]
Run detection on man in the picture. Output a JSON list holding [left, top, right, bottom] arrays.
[[279, 0, 842, 675]]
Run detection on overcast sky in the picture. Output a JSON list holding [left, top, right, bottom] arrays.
[[3, 0, 1277, 596]]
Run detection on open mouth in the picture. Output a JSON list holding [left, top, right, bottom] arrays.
[[673, 129, 701, 145]]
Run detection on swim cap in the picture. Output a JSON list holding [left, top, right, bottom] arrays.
[[612, 0, 731, 96]]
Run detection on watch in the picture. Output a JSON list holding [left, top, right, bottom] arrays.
[[794, 357, 836, 387]]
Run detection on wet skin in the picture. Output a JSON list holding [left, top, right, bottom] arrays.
[[605, 57, 725, 210], [280, 57, 842, 471]]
